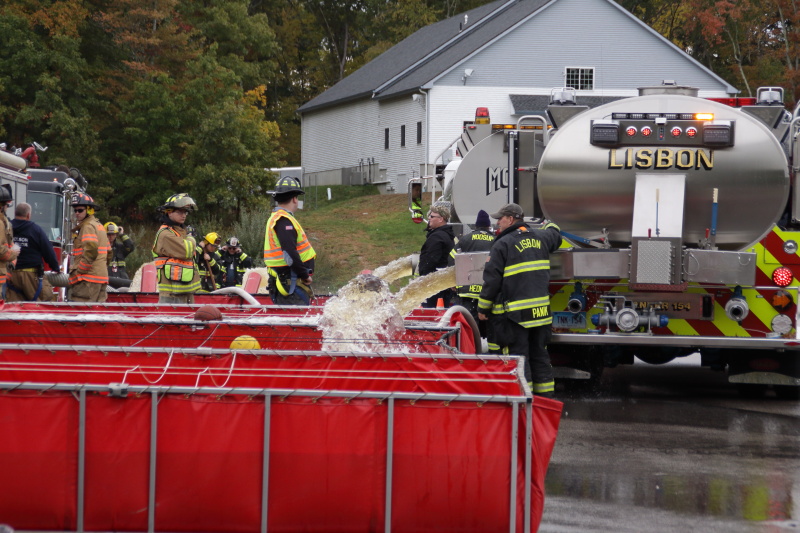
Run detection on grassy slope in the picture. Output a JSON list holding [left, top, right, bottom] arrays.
[[302, 189, 429, 294]]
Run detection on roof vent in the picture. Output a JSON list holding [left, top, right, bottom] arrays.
[[638, 82, 698, 97], [549, 87, 577, 105]]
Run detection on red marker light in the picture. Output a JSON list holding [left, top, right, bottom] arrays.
[[474, 107, 490, 125], [626, 126, 637, 137], [773, 266, 794, 287], [686, 127, 698, 138], [641, 127, 652, 137], [671, 127, 682, 137]]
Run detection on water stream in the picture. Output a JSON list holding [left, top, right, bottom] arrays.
[[372, 255, 416, 283], [393, 267, 457, 317]]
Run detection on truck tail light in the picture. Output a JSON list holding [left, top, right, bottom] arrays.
[[773, 267, 793, 287]]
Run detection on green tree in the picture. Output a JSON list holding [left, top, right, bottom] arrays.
[[179, 54, 283, 217], [0, 7, 102, 170], [179, 0, 278, 91]]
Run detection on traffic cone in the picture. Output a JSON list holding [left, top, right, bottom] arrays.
[[436, 297, 444, 309]]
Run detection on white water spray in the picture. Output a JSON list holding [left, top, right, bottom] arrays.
[[319, 274, 408, 353]]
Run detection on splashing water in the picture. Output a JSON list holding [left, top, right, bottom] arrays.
[[319, 274, 408, 353], [372, 255, 417, 283], [394, 267, 457, 317]]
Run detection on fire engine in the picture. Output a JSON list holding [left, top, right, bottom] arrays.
[[424, 82, 800, 398], [1, 143, 89, 273]]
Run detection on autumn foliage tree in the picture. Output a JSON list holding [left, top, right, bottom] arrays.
[[5, 0, 800, 224]]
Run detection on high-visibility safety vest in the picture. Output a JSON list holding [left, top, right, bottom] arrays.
[[69, 216, 110, 285], [477, 221, 562, 328], [263, 208, 316, 267], [152, 225, 200, 294]]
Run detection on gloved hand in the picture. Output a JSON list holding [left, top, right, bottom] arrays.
[[11, 244, 20, 254]]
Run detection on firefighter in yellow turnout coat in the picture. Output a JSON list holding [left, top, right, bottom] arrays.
[[477, 203, 561, 397], [68, 193, 110, 302], [0, 185, 20, 295], [152, 193, 201, 304]]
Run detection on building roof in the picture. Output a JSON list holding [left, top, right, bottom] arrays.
[[509, 94, 626, 115], [298, 0, 736, 114]]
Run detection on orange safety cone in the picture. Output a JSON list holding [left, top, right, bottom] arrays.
[[436, 297, 445, 309]]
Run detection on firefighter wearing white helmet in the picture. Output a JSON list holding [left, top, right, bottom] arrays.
[[194, 231, 223, 292], [0, 184, 20, 296], [220, 236, 253, 288], [152, 193, 200, 303], [104, 221, 135, 280], [68, 192, 110, 302], [263, 177, 316, 305]]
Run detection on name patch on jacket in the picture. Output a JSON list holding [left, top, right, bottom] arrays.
[[515, 238, 541, 252], [471, 234, 494, 241]]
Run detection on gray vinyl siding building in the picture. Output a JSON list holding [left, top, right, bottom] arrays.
[[298, 0, 737, 192]]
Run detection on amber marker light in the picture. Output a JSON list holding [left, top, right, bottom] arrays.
[[695, 113, 714, 121]]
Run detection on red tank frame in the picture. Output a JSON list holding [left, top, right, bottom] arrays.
[[0, 300, 562, 533]]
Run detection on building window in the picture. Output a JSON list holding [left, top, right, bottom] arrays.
[[400, 125, 406, 147], [385, 128, 389, 149], [565, 67, 594, 90], [417, 121, 422, 144]]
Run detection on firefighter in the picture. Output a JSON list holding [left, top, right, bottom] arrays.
[[68, 193, 110, 302], [105, 222, 135, 280], [8, 202, 60, 302], [418, 203, 455, 308], [410, 181, 424, 223], [477, 203, 561, 398], [263, 177, 316, 305], [0, 184, 20, 297], [194, 232, 223, 292], [219, 236, 252, 288], [454, 209, 494, 336], [152, 193, 200, 303]]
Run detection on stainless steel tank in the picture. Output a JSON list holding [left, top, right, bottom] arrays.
[[537, 94, 790, 250]]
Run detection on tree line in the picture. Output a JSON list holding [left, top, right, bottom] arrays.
[[1, 0, 798, 221]]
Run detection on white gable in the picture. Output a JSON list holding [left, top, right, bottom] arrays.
[[301, 0, 737, 192], [433, 0, 732, 95]]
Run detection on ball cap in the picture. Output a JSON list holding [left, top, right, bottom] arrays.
[[490, 203, 524, 220]]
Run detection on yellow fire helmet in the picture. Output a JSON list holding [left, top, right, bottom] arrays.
[[204, 232, 222, 246], [104, 222, 119, 234], [230, 335, 261, 351]]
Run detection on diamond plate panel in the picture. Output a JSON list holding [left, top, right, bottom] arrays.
[[635, 240, 673, 284]]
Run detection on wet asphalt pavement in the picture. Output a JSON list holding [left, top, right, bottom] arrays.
[[539, 355, 800, 532]]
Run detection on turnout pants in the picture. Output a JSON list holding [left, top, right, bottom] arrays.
[[492, 319, 555, 397], [6, 271, 56, 302], [68, 281, 108, 303], [158, 292, 195, 304]]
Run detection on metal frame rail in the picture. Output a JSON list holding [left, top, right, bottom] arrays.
[[0, 381, 535, 533]]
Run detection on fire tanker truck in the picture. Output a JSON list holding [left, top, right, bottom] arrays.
[[428, 82, 800, 398]]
